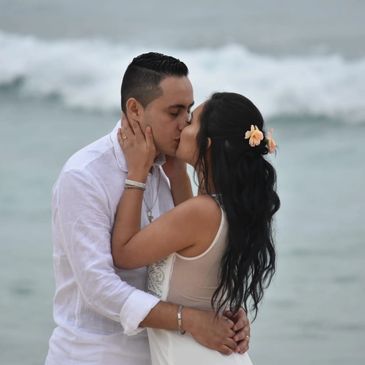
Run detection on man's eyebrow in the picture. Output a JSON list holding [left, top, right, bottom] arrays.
[[169, 101, 195, 109]]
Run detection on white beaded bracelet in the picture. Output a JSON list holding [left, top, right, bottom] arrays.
[[125, 179, 146, 190]]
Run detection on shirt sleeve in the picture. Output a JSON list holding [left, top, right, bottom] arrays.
[[54, 169, 160, 335]]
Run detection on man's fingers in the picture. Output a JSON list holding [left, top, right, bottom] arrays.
[[235, 323, 250, 353], [219, 345, 234, 356], [236, 337, 249, 354], [223, 310, 233, 318], [233, 318, 245, 332], [233, 323, 250, 338], [222, 316, 235, 328], [244, 324, 250, 337], [232, 308, 249, 331], [223, 337, 238, 352], [233, 328, 248, 342], [225, 328, 236, 339], [221, 318, 236, 338]]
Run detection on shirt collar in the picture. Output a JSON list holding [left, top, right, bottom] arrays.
[[110, 120, 127, 172], [110, 120, 166, 172], [154, 153, 166, 167]]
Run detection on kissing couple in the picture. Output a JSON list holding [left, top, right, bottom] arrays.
[[45, 52, 280, 365]]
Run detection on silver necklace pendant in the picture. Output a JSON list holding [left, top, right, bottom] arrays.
[[147, 210, 154, 223], [144, 167, 160, 224]]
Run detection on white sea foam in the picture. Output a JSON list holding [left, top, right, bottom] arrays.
[[1, 31, 365, 122]]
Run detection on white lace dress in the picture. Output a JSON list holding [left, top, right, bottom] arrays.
[[146, 209, 253, 365]]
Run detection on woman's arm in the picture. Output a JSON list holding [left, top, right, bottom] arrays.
[[112, 119, 156, 246], [162, 156, 193, 205], [112, 194, 220, 269]]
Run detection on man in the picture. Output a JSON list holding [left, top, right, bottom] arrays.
[[45, 52, 250, 365]]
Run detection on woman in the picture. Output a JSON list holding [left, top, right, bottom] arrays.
[[111, 92, 280, 364]]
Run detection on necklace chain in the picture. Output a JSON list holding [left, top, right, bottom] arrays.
[[144, 166, 161, 223]]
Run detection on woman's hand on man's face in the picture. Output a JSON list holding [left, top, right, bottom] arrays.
[[118, 114, 156, 182]]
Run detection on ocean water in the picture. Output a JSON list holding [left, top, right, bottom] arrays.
[[1, 1, 365, 364]]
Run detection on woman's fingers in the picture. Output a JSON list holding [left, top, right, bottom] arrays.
[[131, 121, 145, 143], [117, 128, 124, 145], [123, 124, 134, 139], [120, 122, 150, 147], [145, 126, 155, 151], [118, 128, 129, 147], [121, 112, 132, 129]]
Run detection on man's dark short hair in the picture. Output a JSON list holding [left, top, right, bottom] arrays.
[[121, 52, 189, 112]]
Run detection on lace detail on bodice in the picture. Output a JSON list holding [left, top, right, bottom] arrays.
[[147, 254, 176, 300], [147, 258, 168, 298]]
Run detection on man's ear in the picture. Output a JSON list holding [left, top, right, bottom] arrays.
[[125, 98, 143, 122]]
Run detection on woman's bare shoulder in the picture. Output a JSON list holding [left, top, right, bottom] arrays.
[[172, 195, 223, 257], [172, 194, 221, 234], [175, 194, 221, 216]]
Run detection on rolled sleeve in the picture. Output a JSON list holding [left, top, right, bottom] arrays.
[[120, 290, 160, 336]]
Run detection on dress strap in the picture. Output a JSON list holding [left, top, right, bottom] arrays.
[[210, 193, 223, 209]]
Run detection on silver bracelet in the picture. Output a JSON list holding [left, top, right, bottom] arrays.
[[124, 185, 145, 191], [177, 305, 186, 335], [125, 179, 146, 190]]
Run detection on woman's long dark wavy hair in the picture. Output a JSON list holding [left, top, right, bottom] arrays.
[[195, 92, 280, 319]]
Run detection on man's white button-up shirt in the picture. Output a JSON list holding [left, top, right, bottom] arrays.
[[45, 122, 174, 365]]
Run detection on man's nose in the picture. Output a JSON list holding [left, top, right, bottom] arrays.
[[178, 112, 190, 130], [178, 117, 188, 130]]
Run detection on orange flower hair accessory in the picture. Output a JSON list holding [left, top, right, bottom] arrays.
[[244, 125, 264, 147], [266, 128, 277, 154]]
